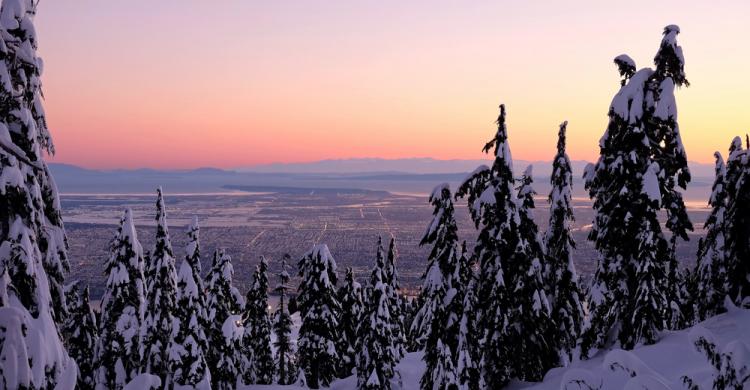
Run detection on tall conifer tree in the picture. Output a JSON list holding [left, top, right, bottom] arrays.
[[337, 267, 364, 377], [0, 1, 77, 387], [168, 217, 211, 389], [583, 26, 692, 353], [64, 283, 98, 390], [456, 104, 518, 388], [95, 209, 147, 389], [205, 249, 244, 390], [723, 137, 750, 305], [544, 121, 586, 365], [414, 184, 463, 390], [511, 166, 556, 380], [357, 241, 397, 390], [242, 256, 275, 384], [273, 255, 296, 385], [142, 187, 178, 382], [384, 238, 407, 360], [297, 244, 340, 388]]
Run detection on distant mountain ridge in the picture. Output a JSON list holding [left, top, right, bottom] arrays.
[[237, 157, 716, 178], [47, 159, 715, 200]]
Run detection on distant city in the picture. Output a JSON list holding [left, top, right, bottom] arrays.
[[57, 159, 712, 300]]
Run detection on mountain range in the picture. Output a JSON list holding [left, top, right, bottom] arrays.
[[49, 158, 716, 200]]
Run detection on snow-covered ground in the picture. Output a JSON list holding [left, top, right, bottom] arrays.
[[243, 306, 749, 389], [511, 304, 750, 390]]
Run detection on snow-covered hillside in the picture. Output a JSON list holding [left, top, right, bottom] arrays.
[[240, 306, 750, 390], [512, 304, 750, 389]]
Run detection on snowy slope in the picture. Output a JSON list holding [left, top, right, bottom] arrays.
[[242, 307, 749, 389], [510, 304, 750, 390]]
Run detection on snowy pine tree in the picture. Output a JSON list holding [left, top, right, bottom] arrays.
[[723, 137, 750, 306], [205, 249, 245, 390], [242, 256, 275, 384], [511, 166, 557, 380], [273, 254, 297, 385], [455, 104, 518, 388], [142, 187, 179, 383], [297, 244, 340, 388], [357, 242, 397, 390], [650, 25, 694, 330], [168, 217, 211, 389], [544, 121, 586, 366], [0, 1, 77, 387], [695, 152, 730, 321], [455, 246, 480, 390], [582, 26, 692, 353], [215, 314, 244, 390], [64, 283, 98, 390], [337, 266, 364, 377], [384, 238, 407, 360], [414, 184, 464, 390], [95, 209, 147, 389]]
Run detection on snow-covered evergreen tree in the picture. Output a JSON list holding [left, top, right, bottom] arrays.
[[544, 121, 586, 366], [337, 266, 364, 377], [64, 283, 98, 390], [0, 1, 78, 387], [95, 209, 147, 389], [455, 104, 518, 388], [168, 217, 210, 389], [205, 249, 244, 390], [411, 184, 458, 346], [142, 187, 178, 383], [455, 246, 480, 390], [273, 254, 297, 385], [723, 137, 750, 306], [511, 166, 557, 380], [682, 333, 750, 390], [413, 183, 465, 390], [582, 26, 692, 353], [384, 238, 407, 360], [650, 25, 694, 330], [694, 152, 730, 321], [214, 314, 244, 390], [297, 244, 340, 388], [242, 256, 275, 384], [357, 243, 397, 390]]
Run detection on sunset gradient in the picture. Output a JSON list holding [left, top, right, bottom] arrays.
[[37, 1, 749, 169]]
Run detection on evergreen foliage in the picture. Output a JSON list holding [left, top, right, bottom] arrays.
[[95, 209, 147, 389], [297, 244, 341, 388], [0, 1, 77, 387], [242, 256, 275, 384], [511, 166, 557, 379], [168, 217, 211, 389], [142, 187, 178, 382], [455, 104, 519, 387], [544, 121, 586, 365], [357, 240, 397, 390], [582, 26, 692, 353], [723, 137, 750, 306], [64, 283, 98, 390], [337, 266, 364, 377], [415, 184, 464, 390], [205, 249, 244, 390], [273, 254, 297, 385]]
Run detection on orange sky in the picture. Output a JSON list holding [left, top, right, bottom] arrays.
[[36, 1, 749, 169]]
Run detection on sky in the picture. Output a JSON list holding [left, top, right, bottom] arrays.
[[36, 1, 750, 169]]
